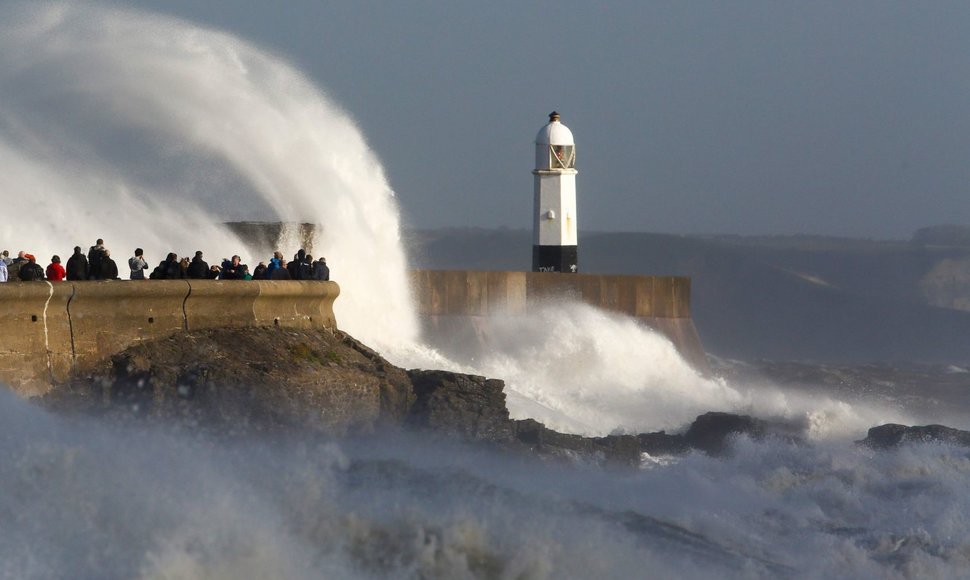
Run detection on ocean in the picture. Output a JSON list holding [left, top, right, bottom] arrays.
[[2, 2, 970, 578], [4, 362, 970, 579]]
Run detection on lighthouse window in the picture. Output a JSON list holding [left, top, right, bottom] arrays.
[[549, 145, 575, 169]]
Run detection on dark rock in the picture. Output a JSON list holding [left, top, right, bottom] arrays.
[[337, 331, 414, 423], [685, 412, 767, 455], [406, 370, 514, 443], [860, 423, 970, 449], [512, 418, 592, 457], [511, 418, 543, 445], [638, 431, 690, 456], [510, 419, 642, 466], [108, 358, 155, 417], [592, 435, 642, 466]]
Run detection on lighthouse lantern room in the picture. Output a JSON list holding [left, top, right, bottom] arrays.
[[532, 111, 578, 273]]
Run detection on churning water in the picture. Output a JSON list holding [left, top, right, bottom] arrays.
[[3, 2, 970, 578], [5, 386, 970, 579]]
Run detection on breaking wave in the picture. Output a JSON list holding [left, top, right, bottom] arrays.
[[0, 0, 416, 349]]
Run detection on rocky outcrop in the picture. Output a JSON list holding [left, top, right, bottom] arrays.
[[633, 412, 806, 457], [638, 431, 691, 456], [406, 370, 513, 442], [339, 333, 415, 424], [860, 423, 970, 449], [684, 412, 769, 454], [44, 327, 412, 437], [511, 419, 642, 466], [39, 327, 817, 466]]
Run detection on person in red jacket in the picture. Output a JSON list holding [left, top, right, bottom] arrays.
[[46, 255, 66, 281]]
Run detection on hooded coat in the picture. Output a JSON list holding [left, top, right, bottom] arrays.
[[265, 257, 282, 277]]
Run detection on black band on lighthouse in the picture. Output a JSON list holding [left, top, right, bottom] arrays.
[[533, 245, 578, 273]]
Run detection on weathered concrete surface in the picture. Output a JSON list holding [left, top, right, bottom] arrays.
[[252, 281, 338, 329], [409, 270, 709, 373], [0, 280, 339, 397], [0, 282, 74, 396], [184, 280, 338, 331], [70, 280, 190, 376], [184, 280, 260, 331], [411, 270, 692, 318]]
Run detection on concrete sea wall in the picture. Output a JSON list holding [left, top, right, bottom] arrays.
[[1, 270, 705, 397], [409, 270, 709, 373], [0, 280, 339, 396]]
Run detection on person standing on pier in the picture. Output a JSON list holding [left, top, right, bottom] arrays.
[[101, 250, 120, 280], [129, 248, 148, 280], [186, 251, 210, 279], [313, 257, 329, 281], [87, 239, 106, 280], [66, 247, 88, 281], [46, 256, 66, 281], [19, 255, 45, 281], [7, 252, 26, 280]]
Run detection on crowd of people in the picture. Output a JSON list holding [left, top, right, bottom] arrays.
[[0, 240, 330, 283]]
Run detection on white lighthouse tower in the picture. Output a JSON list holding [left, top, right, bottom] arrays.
[[533, 111, 578, 273]]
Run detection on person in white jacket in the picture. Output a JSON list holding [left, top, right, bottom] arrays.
[[129, 248, 148, 280], [0, 259, 7, 282]]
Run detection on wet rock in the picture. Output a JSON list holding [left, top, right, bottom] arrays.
[[860, 423, 970, 449], [108, 358, 155, 417], [510, 419, 641, 466], [684, 412, 768, 455], [638, 431, 690, 456], [592, 434, 642, 466], [512, 418, 592, 457], [406, 370, 513, 443], [338, 331, 414, 423]]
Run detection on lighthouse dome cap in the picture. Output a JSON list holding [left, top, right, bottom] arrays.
[[535, 111, 574, 146]]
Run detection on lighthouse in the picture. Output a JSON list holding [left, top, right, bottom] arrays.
[[532, 111, 578, 273]]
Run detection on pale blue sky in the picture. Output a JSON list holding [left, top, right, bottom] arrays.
[[94, 1, 970, 237]]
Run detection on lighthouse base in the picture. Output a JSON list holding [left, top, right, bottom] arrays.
[[532, 245, 578, 273]]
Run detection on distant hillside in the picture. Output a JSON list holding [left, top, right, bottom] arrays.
[[912, 224, 970, 248], [406, 228, 970, 364]]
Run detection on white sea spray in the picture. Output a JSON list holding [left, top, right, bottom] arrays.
[[0, 0, 416, 350]]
